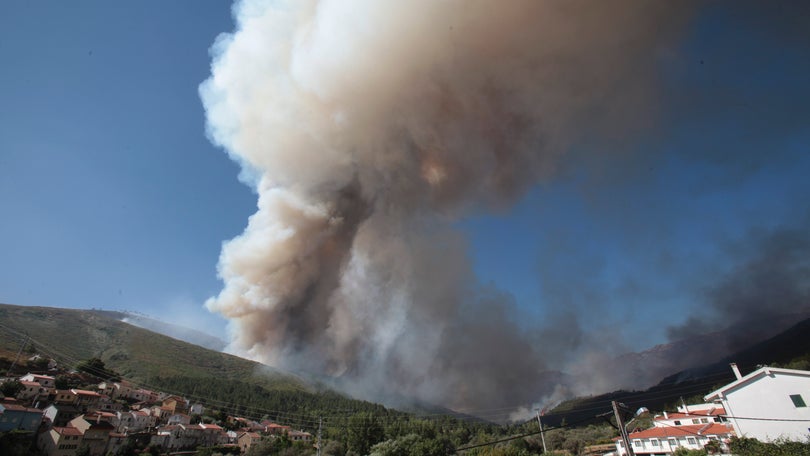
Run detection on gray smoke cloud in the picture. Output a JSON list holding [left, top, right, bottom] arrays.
[[668, 222, 810, 347], [200, 0, 693, 411]]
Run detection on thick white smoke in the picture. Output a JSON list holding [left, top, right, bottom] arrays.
[[201, 0, 690, 411]]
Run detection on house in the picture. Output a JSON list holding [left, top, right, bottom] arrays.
[[162, 395, 189, 415], [97, 382, 115, 397], [265, 422, 292, 435], [20, 373, 56, 389], [17, 380, 51, 403], [115, 409, 155, 433], [0, 403, 44, 431], [151, 405, 173, 422], [289, 430, 313, 442], [705, 363, 810, 442], [37, 426, 84, 456], [43, 404, 82, 427], [614, 423, 734, 455], [130, 388, 159, 403], [70, 389, 103, 412], [69, 414, 115, 456], [238, 431, 262, 452], [190, 403, 205, 415], [199, 423, 228, 446], [613, 403, 735, 455], [653, 403, 727, 427], [53, 389, 77, 405], [167, 413, 191, 425]]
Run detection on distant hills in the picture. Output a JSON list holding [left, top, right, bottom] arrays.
[[0, 303, 305, 390], [543, 314, 810, 427], [2, 302, 809, 428]]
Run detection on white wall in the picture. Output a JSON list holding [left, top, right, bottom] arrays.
[[719, 370, 810, 441]]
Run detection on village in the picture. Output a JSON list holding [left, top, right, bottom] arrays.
[[1, 360, 809, 455], [0, 365, 313, 456]]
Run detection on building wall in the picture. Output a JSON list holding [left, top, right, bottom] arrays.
[[720, 371, 810, 441], [616, 435, 723, 455]]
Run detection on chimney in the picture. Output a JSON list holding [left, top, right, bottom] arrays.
[[663, 411, 668, 419], [730, 363, 742, 380]]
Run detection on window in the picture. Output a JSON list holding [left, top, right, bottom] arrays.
[[700, 418, 709, 423], [634, 440, 643, 447], [713, 417, 721, 422], [691, 419, 700, 424], [674, 420, 681, 425], [668, 438, 677, 447], [790, 394, 806, 408], [651, 439, 660, 447], [687, 437, 697, 445]]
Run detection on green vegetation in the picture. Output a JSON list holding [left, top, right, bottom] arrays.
[[76, 357, 120, 381], [728, 436, 810, 456], [0, 379, 23, 397], [0, 304, 628, 455], [0, 304, 306, 392], [673, 448, 707, 456], [0, 431, 37, 456]]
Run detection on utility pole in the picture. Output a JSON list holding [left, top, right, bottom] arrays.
[[535, 409, 548, 453], [612, 401, 634, 456], [317, 415, 322, 456]]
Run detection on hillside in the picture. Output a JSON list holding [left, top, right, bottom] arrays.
[[544, 315, 810, 427], [0, 303, 302, 390]]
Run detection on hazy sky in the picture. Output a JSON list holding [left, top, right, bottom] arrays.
[[2, 0, 809, 361]]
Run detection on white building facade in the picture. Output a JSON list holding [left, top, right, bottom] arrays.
[[705, 365, 810, 442], [613, 403, 734, 456]]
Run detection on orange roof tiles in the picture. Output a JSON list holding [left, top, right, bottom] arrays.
[[619, 423, 733, 440], [71, 389, 102, 397], [55, 426, 83, 437]]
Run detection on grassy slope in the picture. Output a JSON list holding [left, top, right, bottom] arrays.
[[0, 303, 306, 392]]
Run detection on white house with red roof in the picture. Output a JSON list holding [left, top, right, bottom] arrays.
[[704, 364, 810, 442], [20, 373, 56, 389], [17, 380, 50, 402], [613, 403, 735, 455]]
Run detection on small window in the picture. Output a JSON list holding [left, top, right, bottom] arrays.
[[668, 438, 677, 446], [790, 394, 806, 408], [687, 437, 697, 445], [674, 420, 681, 425], [692, 419, 700, 424], [700, 418, 709, 423], [651, 439, 660, 446]]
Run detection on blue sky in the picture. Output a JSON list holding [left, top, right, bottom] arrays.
[[1, 1, 809, 354]]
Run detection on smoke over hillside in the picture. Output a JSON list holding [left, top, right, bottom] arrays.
[[199, 0, 703, 412]]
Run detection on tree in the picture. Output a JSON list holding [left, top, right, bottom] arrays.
[[673, 448, 707, 456], [704, 439, 721, 454], [76, 357, 120, 381], [347, 413, 384, 456], [0, 380, 23, 398]]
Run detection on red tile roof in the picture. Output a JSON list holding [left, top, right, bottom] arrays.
[[617, 423, 733, 441], [54, 426, 83, 437], [266, 423, 290, 429], [1, 403, 43, 413], [71, 389, 102, 397]]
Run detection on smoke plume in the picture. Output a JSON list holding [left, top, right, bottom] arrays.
[[201, 0, 692, 411]]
